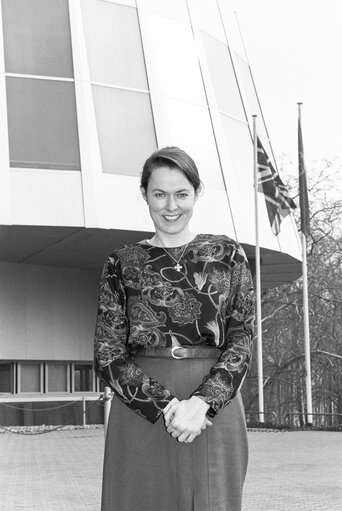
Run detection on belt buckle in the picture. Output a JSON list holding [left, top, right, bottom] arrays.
[[171, 346, 185, 359]]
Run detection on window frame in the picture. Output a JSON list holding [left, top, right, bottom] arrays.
[[45, 362, 70, 394], [17, 362, 44, 394], [71, 362, 96, 393], [0, 361, 16, 394], [5, 74, 81, 171]]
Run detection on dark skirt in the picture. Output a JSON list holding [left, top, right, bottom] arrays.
[[101, 355, 248, 511]]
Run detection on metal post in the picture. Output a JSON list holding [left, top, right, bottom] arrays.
[[82, 395, 86, 427], [298, 103, 313, 427], [104, 386, 112, 439], [253, 115, 265, 423], [301, 232, 313, 425]]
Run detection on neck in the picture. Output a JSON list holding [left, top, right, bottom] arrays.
[[153, 230, 195, 248]]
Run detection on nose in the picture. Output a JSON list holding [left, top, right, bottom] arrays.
[[166, 194, 178, 211]]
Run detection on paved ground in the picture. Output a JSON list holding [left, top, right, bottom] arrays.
[[244, 430, 342, 510], [0, 427, 341, 510]]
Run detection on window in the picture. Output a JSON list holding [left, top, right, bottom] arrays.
[[2, 0, 80, 171], [19, 363, 42, 393], [81, 0, 147, 89], [46, 363, 69, 393], [201, 33, 246, 121], [2, 0, 74, 77], [73, 364, 94, 392], [97, 377, 106, 393], [4, 361, 100, 394], [6, 77, 81, 170], [92, 85, 157, 175], [233, 51, 264, 128], [0, 363, 14, 393]]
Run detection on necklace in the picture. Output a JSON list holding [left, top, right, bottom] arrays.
[[148, 236, 192, 272], [163, 243, 189, 272]]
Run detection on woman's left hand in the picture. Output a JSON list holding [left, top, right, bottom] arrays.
[[164, 396, 212, 443]]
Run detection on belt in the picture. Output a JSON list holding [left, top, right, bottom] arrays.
[[138, 346, 220, 360]]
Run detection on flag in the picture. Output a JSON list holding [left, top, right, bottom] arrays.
[[298, 113, 310, 236], [257, 137, 296, 236]]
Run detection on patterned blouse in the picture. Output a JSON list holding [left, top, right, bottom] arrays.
[[94, 234, 255, 424]]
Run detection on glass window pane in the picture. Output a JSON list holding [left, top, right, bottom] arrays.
[[162, 97, 225, 190], [74, 364, 93, 392], [98, 378, 105, 393], [145, 13, 206, 105], [201, 33, 246, 120], [2, 0, 74, 77], [21, 364, 41, 393], [220, 114, 253, 199], [0, 363, 13, 393], [92, 85, 157, 175], [234, 51, 265, 133], [81, 0, 148, 89], [6, 77, 81, 170], [48, 364, 68, 392]]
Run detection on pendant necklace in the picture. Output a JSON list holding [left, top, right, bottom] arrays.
[[163, 243, 189, 272], [149, 237, 191, 272]]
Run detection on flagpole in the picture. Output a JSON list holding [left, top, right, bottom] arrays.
[[253, 115, 264, 424], [298, 103, 313, 426]]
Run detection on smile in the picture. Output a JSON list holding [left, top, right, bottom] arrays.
[[163, 214, 181, 222]]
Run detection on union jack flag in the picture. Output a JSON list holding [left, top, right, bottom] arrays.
[[257, 137, 296, 236]]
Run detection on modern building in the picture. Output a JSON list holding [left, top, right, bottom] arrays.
[[0, 0, 301, 425]]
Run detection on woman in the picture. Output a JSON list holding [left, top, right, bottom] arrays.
[[94, 147, 255, 511]]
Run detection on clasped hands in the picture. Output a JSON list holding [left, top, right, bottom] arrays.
[[162, 396, 212, 444]]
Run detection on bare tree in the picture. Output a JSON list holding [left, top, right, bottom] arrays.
[[243, 160, 342, 428]]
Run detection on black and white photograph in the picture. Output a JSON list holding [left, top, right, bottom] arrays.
[[0, 1, 341, 510]]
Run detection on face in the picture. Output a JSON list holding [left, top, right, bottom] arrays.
[[142, 166, 197, 238]]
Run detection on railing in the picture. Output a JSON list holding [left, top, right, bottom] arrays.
[[245, 410, 278, 425], [284, 412, 342, 427], [0, 395, 104, 433]]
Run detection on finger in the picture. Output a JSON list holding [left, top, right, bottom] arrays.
[[171, 429, 182, 438], [163, 401, 175, 416], [200, 418, 212, 430], [177, 431, 191, 443], [163, 397, 179, 417], [164, 413, 174, 427], [164, 407, 176, 424], [167, 422, 180, 434], [184, 433, 197, 443], [166, 423, 176, 434]]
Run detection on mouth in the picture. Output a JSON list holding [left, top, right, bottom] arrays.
[[163, 214, 181, 223]]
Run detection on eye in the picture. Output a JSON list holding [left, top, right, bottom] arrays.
[[177, 193, 189, 199], [154, 192, 166, 198]]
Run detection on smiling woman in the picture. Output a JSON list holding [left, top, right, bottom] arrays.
[[143, 166, 197, 240], [140, 147, 202, 246], [94, 147, 255, 511]]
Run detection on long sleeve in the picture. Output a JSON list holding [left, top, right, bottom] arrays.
[[94, 255, 175, 423], [191, 245, 255, 414]]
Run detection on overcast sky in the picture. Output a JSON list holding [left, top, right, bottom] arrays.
[[231, 0, 342, 186]]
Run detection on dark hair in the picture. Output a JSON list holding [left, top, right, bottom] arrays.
[[140, 146, 202, 193]]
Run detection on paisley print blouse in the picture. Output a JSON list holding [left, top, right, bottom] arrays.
[[94, 234, 255, 423]]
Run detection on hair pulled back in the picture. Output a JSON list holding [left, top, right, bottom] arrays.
[[140, 146, 202, 193]]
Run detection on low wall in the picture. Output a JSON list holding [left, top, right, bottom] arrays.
[[0, 397, 104, 426]]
